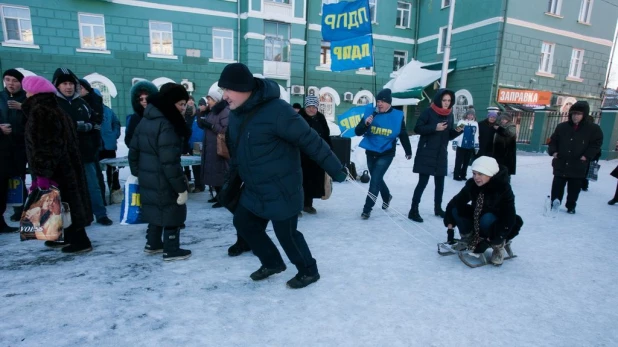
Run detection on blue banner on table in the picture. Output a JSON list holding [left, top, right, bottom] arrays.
[[6, 176, 24, 206], [337, 104, 374, 138], [321, 0, 372, 42], [330, 35, 373, 72]]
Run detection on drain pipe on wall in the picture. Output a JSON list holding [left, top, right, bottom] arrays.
[[439, 0, 455, 87], [237, 0, 241, 63], [489, 0, 509, 107], [303, 0, 310, 91], [413, 0, 420, 60]]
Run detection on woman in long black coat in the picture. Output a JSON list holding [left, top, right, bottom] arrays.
[[21, 76, 93, 253], [299, 96, 332, 214], [409, 89, 462, 223], [129, 83, 192, 261], [492, 114, 517, 176]]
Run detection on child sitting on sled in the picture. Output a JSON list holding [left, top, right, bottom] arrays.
[[443, 156, 523, 266]]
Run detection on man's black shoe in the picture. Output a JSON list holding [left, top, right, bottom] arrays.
[[97, 216, 113, 226], [287, 273, 321, 289], [250, 265, 286, 281]]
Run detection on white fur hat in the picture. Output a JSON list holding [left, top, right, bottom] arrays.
[[471, 156, 500, 177]]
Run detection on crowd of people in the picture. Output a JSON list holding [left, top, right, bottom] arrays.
[[1, 62, 616, 284]]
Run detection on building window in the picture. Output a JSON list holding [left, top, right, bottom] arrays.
[[320, 41, 331, 67], [1, 5, 33, 44], [578, 0, 593, 23], [569, 49, 585, 78], [213, 28, 234, 61], [538, 42, 555, 74], [547, 0, 562, 16], [437, 26, 448, 54], [149, 21, 174, 56], [442, 0, 451, 8], [78, 14, 106, 50], [267, 0, 290, 3], [369, 0, 377, 23], [264, 21, 290, 62], [91, 81, 112, 108], [393, 50, 407, 72], [396, 1, 411, 28]]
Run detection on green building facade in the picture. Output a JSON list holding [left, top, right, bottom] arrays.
[[1, 0, 616, 126]]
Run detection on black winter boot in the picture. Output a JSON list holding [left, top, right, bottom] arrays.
[[434, 203, 445, 218], [144, 225, 164, 254], [228, 234, 252, 257], [408, 203, 423, 223], [163, 228, 191, 261]]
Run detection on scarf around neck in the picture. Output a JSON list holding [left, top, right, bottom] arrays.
[[431, 103, 452, 116]]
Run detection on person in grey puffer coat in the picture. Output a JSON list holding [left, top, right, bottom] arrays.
[[129, 83, 192, 261]]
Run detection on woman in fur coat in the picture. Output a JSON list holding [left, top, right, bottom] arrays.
[[21, 76, 93, 254], [129, 83, 192, 261]]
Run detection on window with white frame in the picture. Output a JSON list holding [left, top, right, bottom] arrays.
[[569, 49, 585, 78], [538, 42, 555, 74], [1, 5, 33, 44], [437, 26, 448, 54], [393, 50, 407, 71], [578, 0, 593, 23], [442, 0, 451, 8], [369, 0, 377, 23], [547, 0, 562, 15], [396, 2, 411, 28], [91, 81, 112, 108], [213, 28, 234, 61], [264, 21, 290, 62], [79, 14, 106, 50], [320, 41, 331, 66], [267, 0, 290, 3], [150, 21, 174, 56]]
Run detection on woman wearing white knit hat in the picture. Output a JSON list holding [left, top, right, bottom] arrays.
[[442, 156, 523, 266]]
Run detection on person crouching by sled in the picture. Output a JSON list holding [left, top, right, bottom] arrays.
[[21, 76, 94, 253], [128, 83, 191, 261], [443, 156, 523, 266]]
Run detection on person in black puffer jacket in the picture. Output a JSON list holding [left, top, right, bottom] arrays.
[[128, 83, 191, 261], [409, 89, 462, 223], [124, 80, 159, 147], [548, 101, 603, 214], [444, 156, 523, 266], [299, 95, 332, 215]]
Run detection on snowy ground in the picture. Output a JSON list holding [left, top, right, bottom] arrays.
[[1, 132, 617, 347]]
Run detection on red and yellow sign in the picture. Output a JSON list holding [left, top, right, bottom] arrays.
[[497, 88, 552, 105]]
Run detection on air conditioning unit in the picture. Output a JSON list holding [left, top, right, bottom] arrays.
[[181, 79, 194, 93], [132, 78, 147, 86], [291, 85, 305, 95], [344, 92, 353, 102]]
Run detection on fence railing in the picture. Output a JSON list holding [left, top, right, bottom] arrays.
[[504, 111, 536, 144], [541, 111, 602, 144]]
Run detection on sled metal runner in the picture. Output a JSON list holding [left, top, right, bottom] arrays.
[[437, 242, 517, 268]]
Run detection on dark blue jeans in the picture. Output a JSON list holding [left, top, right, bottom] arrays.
[[233, 203, 318, 276], [363, 154, 394, 214], [451, 207, 497, 239]]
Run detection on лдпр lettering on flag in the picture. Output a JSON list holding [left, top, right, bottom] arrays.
[[337, 104, 374, 138]]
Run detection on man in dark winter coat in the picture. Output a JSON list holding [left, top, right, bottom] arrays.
[[409, 89, 462, 223], [477, 109, 498, 158], [0, 68, 27, 232], [220, 63, 347, 289], [124, 80, 159, 147], [299, 95, 332, 215], [492, 113, 517, 176], [129, 83, 191, 261], [52, 68, 112, 226], [548, 101, 603, 214]]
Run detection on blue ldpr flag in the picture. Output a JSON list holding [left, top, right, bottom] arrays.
[[321, 0, 372, 42], [337, 104, 374, 138], [330, 34, 373, 72]]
